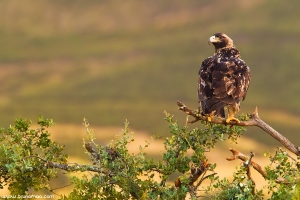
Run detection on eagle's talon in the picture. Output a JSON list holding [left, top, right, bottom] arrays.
[[205, 112, 215, 122], [226, 117, 240, 124], [207, 116, 212, 122], [193, 108, 201, 117]]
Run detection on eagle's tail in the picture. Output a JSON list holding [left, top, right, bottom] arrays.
[[201, 97, 226, 118]]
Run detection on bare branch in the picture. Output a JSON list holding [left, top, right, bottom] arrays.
[[226, 148, 267, 179], [177, 101, 300, 156], [189, 161, 210, 186], [226, 148, 297, 184], [244, 151, 256, 195], [23, 155, 104, 173]]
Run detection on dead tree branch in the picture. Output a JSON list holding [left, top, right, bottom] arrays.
[[226, 148, 297, 184], [244, 151, 256, 194], [177, 101, 300, 156], [189, 161, 210, 186], [226, 148, 267, 179]]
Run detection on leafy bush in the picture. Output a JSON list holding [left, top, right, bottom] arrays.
[[0, 113, 299, 199]]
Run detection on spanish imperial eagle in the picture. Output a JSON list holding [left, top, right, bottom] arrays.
[[198, 33, 251, 123]]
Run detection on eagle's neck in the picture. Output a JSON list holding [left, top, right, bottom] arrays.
[[215, 46, 240, 58]]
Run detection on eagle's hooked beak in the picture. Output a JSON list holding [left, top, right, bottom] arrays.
[[208, 36, 212, 45], [208, 35, 219, 45]]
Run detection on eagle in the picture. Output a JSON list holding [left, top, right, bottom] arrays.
[[198, 33, 251, 123]]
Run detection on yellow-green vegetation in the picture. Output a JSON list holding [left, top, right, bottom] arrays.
[[1, 114, 299, 199], [0, 1, 300, 145]]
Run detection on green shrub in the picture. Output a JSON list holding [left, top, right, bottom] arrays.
[[0, 113, 299, 199]]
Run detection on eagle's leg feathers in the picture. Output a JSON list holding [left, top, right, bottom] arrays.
[[226, 105, 240, 123]]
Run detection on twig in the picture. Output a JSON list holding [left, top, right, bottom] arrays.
[[177, 101, 300, 156], [196, 172, 217, 189], [189, 162, 210, 185], [49, 183, 73, 196], [226, 148, 295, 184], [188, 162, 217, 199], [226, 148, 266, 178], [23, 155, 104, 173], [244, 151, 256, 195]]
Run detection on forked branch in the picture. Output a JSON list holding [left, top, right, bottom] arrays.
[[177, 101, 300, 156], [226, 148, 266, 179], [226, 148, 296, 184]]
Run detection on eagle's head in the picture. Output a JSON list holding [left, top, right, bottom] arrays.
[[208, 33, 234, 52]]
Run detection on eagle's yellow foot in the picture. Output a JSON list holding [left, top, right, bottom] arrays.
[[226, 105, 240, 123], [226, 116, 240, 123], [207, 116, 212, 122], [206, 112, 215, 122], [195, 108, 201, 117]]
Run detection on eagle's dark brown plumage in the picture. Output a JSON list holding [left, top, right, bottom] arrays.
[[198, 33, 251, 123]]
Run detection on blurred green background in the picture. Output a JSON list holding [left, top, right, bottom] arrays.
[[1, 0, 300, 146]]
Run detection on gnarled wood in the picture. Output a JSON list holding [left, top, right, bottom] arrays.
[[226, 148, 266, 178], [177, 101, 300, 156]]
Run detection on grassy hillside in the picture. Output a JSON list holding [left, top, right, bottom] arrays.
[[0, 0, 300, 147]]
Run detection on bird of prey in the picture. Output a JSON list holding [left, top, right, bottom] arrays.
[[198, 33, 251, 123]]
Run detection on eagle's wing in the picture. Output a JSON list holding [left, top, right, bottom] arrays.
[[227, 58, 251, 101], [198, 56, 213, 103], [198, 56, 226, 117], [198, 56, 250, 116]]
